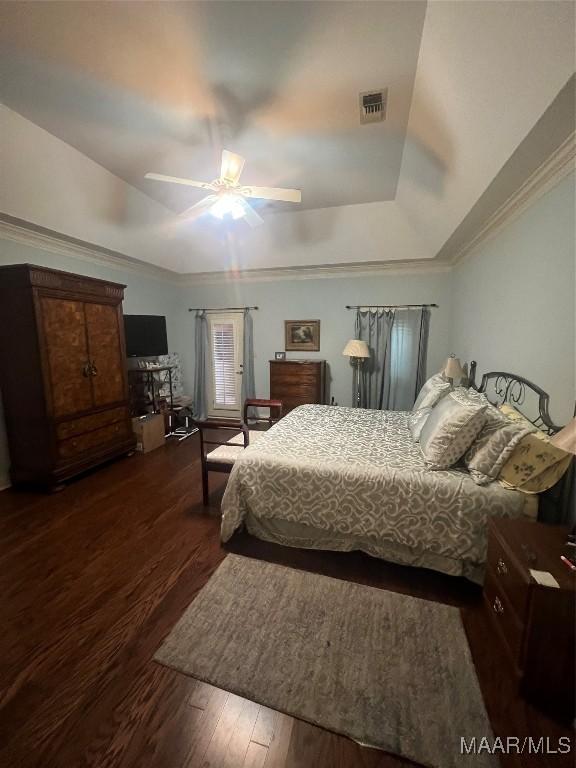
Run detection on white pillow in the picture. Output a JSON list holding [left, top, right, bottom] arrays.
[[413, 373, 452, 411], [420, 390, 487, 469], [408, 407, 432, 442]]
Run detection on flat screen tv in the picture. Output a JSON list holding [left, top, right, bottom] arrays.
[[124, 315, 168, 358]]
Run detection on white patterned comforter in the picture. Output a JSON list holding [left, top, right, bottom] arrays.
[[221, 405, 529, 570]]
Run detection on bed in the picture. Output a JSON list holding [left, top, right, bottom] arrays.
[[221, 368, 564, 582]]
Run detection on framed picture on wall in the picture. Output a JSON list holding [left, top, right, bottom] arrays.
[[285, 320, 320, 352]]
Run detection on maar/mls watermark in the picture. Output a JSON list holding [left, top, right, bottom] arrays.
[[460, 736, 572, 756]]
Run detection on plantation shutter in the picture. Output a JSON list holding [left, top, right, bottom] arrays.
[[211, 321, 238, 407]]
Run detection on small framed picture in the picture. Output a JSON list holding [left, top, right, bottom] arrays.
[[275, 351, 286, 360], [285, 320, 320, 352]]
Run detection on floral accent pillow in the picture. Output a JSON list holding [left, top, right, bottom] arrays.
[[419, 390, 487, 470], [464, 404, 533, 485], [498, 429, 572, 493], [412, 373, 452, 411]]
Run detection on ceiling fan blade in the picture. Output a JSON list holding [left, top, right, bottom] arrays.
[[220, 150, 246, 185], [241, 185, 301, 203], [145, 172, 212, 190], [179, 195, 218, 220], [241, 201, 264, 228]]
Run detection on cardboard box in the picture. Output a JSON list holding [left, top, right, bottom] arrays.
[[131, 414, 166, 453]]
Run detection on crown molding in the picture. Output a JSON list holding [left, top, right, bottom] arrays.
[[0, 214, 179, 284], [4, 127, 571, 287], [0, 213, 452, 284], [179, 259, 451, 285], [449, 131, 576, 266]]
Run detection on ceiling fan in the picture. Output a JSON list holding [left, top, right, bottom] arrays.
[[145, 150, 301, 227]]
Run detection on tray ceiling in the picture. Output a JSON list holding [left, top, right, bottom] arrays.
[[0, 1, 426, 213], [0, 1, 574, 275]]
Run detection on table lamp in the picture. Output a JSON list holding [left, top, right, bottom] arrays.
[[443, 354, 465, 385]]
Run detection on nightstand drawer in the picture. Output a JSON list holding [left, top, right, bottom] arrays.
[[486, 527, 530, 625], [484, 568, 525, 670], [484, 518, 575, 723]]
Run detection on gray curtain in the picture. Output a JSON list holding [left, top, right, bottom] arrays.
[[241, 308, 256, 405], [193, 310, 208, 419], [355, 307, 430, 411], [415, 308, 430, 399], [355, 309, 394, 409]]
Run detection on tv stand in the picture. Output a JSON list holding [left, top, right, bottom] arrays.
[[128, 366, 175, 414], [128, 367, 198, 441]]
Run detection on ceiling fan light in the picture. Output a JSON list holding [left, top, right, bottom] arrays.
[[210, 194, 245, 221], [230, 203, 245, 220]]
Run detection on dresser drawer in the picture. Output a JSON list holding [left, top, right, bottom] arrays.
[[486, 527, 531, 624], [58, 420, 131, 459], [270, 381, 319, 397], [270, 366, 318, 378], [56, 406, 128, 440], [484, 568, 525, 670]]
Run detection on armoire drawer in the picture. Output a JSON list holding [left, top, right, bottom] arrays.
[[56, 407, 128, 441], [58, 421, 131, 459]]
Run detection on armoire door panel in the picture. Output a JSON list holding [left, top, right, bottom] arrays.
[[40, 296, 93, 418], [85, 302, 125, 407]]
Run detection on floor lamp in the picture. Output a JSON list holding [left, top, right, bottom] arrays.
[[342, 339, 370, 407]]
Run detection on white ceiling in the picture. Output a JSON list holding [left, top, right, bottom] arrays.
[[0, 1, 574, 275], [0, 1, 426, 213]]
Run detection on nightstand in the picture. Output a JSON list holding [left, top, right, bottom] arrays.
[[484, 518, 575, 723]]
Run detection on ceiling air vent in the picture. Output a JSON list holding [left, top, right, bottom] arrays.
[[359, 88, 387, 125]]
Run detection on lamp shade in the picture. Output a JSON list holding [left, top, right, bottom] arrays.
[[342, 339, 370, 358], [443, 355, 465, 381]]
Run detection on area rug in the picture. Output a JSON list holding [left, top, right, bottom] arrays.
[[154, 555, 495, 768]]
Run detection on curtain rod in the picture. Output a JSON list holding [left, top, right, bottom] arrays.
[[188, 306, 259, 313], [345, 303, 438, 310]]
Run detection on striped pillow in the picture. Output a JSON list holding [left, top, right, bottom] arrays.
[[420, 390, 487, 469], [464, 404, 533, 485]]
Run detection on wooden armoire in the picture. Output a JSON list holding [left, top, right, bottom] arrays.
[[0, 264, 135, 489]]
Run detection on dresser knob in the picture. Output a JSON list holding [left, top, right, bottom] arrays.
[[496, 558, 508, 575], [493, 596, 504, 615]]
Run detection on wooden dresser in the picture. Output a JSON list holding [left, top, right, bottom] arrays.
[[484, 518, 575, 723], [0, 264, 135, 489], [269, 360, 326, 414]]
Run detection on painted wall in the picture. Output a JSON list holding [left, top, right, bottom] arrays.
[[396, 0, 575, 256], [181, 270, 453, 410], [0, 104, 185, 269], [0, 238, 185, 489], [452, 172, 575, 425]]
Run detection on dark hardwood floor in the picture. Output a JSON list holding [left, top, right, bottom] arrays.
[[0, 436, 572, 768]]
